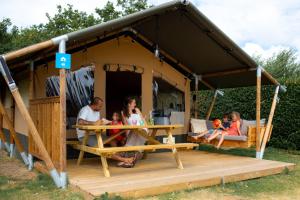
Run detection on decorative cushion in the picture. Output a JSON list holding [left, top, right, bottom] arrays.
[[206, 120, 213, 130], [190, 118, 207, 133], [240, 119, 266, 136]]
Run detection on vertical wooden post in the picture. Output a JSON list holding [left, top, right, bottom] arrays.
[[193, 75, 199, 118], [0, 91, 9, 152], [256, 67, 262, 158], [0, 102, 6, 150], [58, 39, 67, 188], [260, 86, 279, 159], [206, 90, 218, 120], [29, 61, 34, 100], [0, 112, 6, 151]]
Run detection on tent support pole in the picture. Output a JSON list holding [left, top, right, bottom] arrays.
[[260, 86, 279, 159], [206, 90, 218, 120], [9, 96, 15, 157], [58, 39, 67, 189], [256, 67, 262, 159], [0, 56, 62, 188], [202, 68, 256, 78]]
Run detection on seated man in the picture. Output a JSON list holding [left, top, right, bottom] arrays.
[[77, 97, 110, 146]]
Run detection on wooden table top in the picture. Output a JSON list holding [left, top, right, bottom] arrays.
[[74, 124, 184, 130]]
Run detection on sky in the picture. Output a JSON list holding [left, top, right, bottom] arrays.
[[1, 0, 300, 60]]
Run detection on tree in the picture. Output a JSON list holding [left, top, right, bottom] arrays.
[[0, 18, 18, 54], [45, 4, 98, 37], [256, 49, 300, 84], [95, 0, 151, 22], [95, 1, 121, 22], [117, 0, 150, 16], [0, 0, 151, 54]]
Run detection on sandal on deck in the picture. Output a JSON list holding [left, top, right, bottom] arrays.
[[117, 161, 135, 168], [134, 152, 144, 161]]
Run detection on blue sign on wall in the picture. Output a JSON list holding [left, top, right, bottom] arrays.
[[55, 53, 71, 69]]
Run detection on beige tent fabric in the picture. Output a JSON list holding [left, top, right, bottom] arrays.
[[170, 111, 185, 125]]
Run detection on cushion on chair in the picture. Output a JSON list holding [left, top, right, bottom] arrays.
[[240, 119, 266, 136], [216, 135, 248, 141], [190, 118, 207, 133], [206, 120, 213, 130]]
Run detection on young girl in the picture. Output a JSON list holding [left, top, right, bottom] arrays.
[[109, 112, 125, 147], [207, 111, 241, 149]]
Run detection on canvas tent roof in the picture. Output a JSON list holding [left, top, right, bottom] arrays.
[[2, 0, 281, 90]]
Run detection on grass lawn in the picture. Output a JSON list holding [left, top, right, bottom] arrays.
[[0, 146, 299, 200]]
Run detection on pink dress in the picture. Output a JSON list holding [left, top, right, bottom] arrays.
[[226, 121, 240, 136]]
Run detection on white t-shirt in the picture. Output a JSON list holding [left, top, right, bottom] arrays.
[[76, 105, 100, 138]]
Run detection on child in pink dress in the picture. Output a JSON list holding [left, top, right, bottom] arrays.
[[109, 112, 125, 147], [208, 111, 241, 149]]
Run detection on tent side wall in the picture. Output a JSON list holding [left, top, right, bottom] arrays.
[[1, 36, 190, 139]]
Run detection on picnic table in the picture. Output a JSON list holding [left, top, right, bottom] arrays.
[[69, 124, 198, 177]]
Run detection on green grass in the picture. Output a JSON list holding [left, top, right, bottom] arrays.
[[0, 174, 84, 200], [210, 147, 300, 198]]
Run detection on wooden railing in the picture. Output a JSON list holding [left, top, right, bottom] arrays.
[[29, 97, 62, 169]]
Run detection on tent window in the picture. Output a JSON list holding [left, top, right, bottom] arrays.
[[153, 77, 185, 124], [45, 66, 94, 128]]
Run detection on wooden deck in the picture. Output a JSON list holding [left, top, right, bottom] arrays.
[[67, 150, 295, 198]]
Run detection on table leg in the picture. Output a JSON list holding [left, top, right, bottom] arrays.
[[134, 129, 160, 145], [77, 131, 89, 165], [149, 129, 159, 144], [166, 128, 183, 169], [96, 131, 110, 177]]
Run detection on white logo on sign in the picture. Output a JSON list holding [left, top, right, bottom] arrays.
[[60, 57, 66, 62], [60, 57, 66, 67]]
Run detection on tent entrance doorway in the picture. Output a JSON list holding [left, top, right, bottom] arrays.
[[106, 71, 142, 118]]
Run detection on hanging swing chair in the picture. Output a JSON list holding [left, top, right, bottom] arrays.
[[187, 81, 278, 151], [187, 118, 273, 149]]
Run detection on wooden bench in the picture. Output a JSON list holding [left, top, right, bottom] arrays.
[[68, 142, 198, 155]]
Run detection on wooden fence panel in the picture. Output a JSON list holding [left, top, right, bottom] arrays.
[[29, 97, 62, 170]]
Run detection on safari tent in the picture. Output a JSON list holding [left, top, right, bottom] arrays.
[[0, 0, 292, 197]]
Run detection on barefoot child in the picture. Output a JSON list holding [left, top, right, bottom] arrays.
[[208, 111, 241, 149], [192, 114, 231, 139], [108, 112, 125, 147]]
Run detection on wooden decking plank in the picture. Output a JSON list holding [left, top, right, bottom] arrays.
[[67, 151, 295, 198], [75, 161, 293, 191]]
